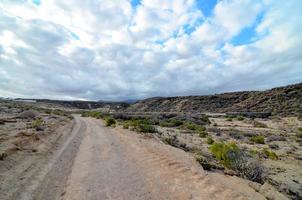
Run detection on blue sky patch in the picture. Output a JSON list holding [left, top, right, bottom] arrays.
[[196, 0, 218, 17], [32, 0, 41, 6], [131, 0, 141, 8], [231, 12, 265, 46]]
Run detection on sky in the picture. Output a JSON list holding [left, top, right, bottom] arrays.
[[0, 0, 301, 101]]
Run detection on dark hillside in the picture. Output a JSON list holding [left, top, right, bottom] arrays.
[[128, 83, 302, 117]]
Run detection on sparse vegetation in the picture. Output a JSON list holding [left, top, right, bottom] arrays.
[[105, 117, 116, 127], [210, 142, 264, 183], [296, 128, 302, 138], [122, 122, 129, 129], [250, 135, 265, 144], [159, 119, 183, 127], [121, 119, 157, 133], [253, 121, 268, 128], [210, 142, 240, 168], [229, 129, 243, 139], [136, 123, 157, 133], [198, 129, 208, 138], [32, 118, 44, 131], [207, 137, 214, 144], [81, 111, 102, 119], [262, 148, 278, 160], [237, 116, 244, 121]]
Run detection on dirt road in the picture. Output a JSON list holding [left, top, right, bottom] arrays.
[[5, 117, 267, 200], [60, 117, 265, 200]]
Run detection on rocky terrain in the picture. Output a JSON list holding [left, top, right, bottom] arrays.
[[128, 83, 302, 117]]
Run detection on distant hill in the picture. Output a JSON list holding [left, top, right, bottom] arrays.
[[127, 83, 302, 117]]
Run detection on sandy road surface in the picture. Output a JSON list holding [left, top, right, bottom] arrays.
[[59, 117, 265, 200]]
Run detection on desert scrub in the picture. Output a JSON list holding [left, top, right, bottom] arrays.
[[210, 142, 240, 168], [136, 123, 157, 133], [261, 148, 278, 160], [32, 118, 44, 131], [249, 149, 259, 156], [105, 117, 116, 127], [250, 135, 265, 144], [198, 130, 208, 138], [229, 129, 243, 139], [296, 128, 302, 138], [210, 142, 264, 183], [185, 122, 198, 130], [201, 115, 211, 124], [207, 137, 214, 144], [160, 119, 183, 127], [237, 116, 244, 121], [226, 118, 233, 122], [124, 119, 157, 133], [122, 122, 129, 129], [81, 111, 102, 119], [253, 121, 268, 128]]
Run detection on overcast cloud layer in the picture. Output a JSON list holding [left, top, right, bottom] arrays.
[[0, 0, 301, 100]]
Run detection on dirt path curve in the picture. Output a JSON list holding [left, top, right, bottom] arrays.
[[60, 117, 265, 200]]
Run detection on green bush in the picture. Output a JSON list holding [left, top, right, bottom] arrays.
[[210, 142, 264, 183], [207, 137, 214, 144], [136, 123, 157, 133], [185, 122, 198, 130], [198, 130, 208, 138], [250, 135, 265, 144], [122, 122, 129, 129], [32, 118, 44, 131], [249, 149, 259, 156], [123, 119, 157, 133], [105, 117, 116, 127], [262, 148, 278, 160], [210, 142, 240, 168], [226, 118, 233, 122]]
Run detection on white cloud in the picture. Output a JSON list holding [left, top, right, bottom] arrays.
[[0, 0, 301, 100]]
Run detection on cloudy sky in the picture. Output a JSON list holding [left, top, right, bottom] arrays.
[[0, 0, 301, 101]]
